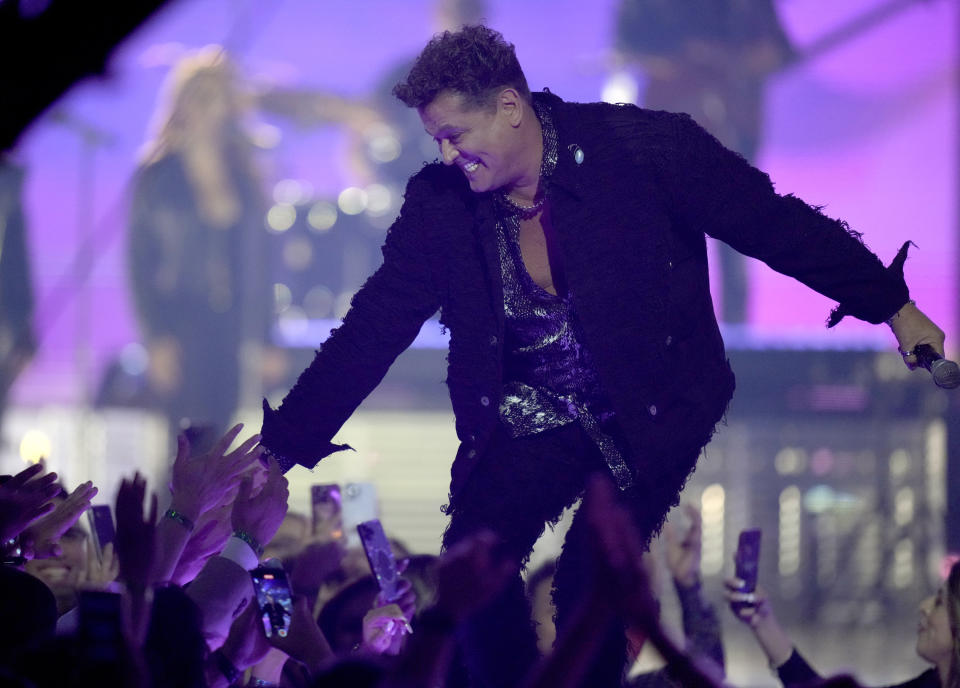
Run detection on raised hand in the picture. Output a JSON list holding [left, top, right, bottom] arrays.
[[115, 472, 158, 592], [170, 424, 263, 523], [889, 302, 946, 370], [0, 462, 60, 543], [170, 516, 232, 585], [231, 456, 289, 555], [434, 530, 516, 623], [362, 602, 412, 655], [268, 595, 333, 671], [80, 541, 120, 589], [724, 576, 794, 668], [664, 503, 702, 588], [21, 480, 98, 560]]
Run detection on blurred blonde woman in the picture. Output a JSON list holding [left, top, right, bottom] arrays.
[[129, 47, 267, 439]]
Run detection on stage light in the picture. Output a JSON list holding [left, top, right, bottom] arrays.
[[894, 487, 915, 526], [119, 342, 149, 376], [925, 420, 947, 511], [892, 538, 914, 588], [600, 70, 638, 105], [338, 187, 368, 215], [283, 236, 313, 271], [278, 306, 308, 337], [364, 184, 393, 216], [273, 283, 292, 314], [307, 201, 337, 232], [810, 448, 834, 477], [250, 123, 282, 149], [19, 429, 52, 465], [266, 203, 297, 232], [303, 285, 334, 318], [779, 486, 801, 577], [700, 484, 725, 576], [774, 447, 805, 475], [366, 124, 401, 163], [888, 449, 911, 481], [803, 485, 835, 514], [334, 291, 356, 320], [273, 179, 313, 205]]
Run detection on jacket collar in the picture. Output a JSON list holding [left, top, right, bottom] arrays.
[[533, 90, 584, 201]]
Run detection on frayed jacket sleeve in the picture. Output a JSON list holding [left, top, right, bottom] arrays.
[[261, 175, 441, 471], [666, 113, 910, 327]]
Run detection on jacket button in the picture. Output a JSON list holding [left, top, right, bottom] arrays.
[[468, 434, 476, 443], [573, 147, 585, 165], [665, 335, 672, 346], [480, 396, 491, 407], [668, 261, 673, 269], [648, 404, 658, 416], [467, 449, 477, 459], [489, 335, 498, 346]]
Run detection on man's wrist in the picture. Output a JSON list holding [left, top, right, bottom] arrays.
[[211, 648, 241, 685], [885, 299, 916, 328], [221, 534, 261, 570], [163, 506, 197, 532]]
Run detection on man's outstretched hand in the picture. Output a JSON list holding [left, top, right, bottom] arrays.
[[889, 302, 945, 370]]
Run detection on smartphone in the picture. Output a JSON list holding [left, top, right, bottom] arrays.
[[732, 528, 762, 611], [357, 519, 401, 602], [310, 483, 343, 542], [77, 590, 125, 663], [251, 566, 294, 639], [86, 505, 116, 562], [342, 482, 379, 547]]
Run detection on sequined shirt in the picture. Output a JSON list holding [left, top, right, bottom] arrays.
[[496, 101, 633, 489]]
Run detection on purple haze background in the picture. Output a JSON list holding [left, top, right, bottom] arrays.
[[11, 0, 958, 405]]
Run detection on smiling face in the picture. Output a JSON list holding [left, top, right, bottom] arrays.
[[917, 585, 955, 670], [419, 89, 533, 195]]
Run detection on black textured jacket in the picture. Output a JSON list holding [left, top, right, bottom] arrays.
[[262, 90, 909, 498]]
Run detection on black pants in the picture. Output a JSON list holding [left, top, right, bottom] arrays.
[[442, 421, 689, 688]]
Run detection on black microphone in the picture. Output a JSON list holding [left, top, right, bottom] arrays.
[[915, 344, 960, 389]]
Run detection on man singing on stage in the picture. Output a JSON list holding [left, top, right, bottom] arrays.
[[260, 26, 944, 687]]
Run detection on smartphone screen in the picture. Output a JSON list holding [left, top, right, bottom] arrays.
[[357, 519, 401, 602], [734, 528, 762, 593], [310, 484, 343, 542], [251, 567, 294, 638], [342, 482, 378, 547], [86, 505, 116, 561]]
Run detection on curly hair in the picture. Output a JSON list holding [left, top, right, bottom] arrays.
[[393, 25, 530, 110]]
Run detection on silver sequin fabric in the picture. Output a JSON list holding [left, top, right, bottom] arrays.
[[495, 100, 634, 490]]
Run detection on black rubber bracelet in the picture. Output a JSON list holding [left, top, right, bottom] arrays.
[[212, 648, 240, 685], [164, 508, 195, 532]]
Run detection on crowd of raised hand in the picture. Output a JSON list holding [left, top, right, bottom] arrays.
[[0, 424, 956, 688]]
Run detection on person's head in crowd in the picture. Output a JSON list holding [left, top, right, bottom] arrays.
[[526, 558, 556, 654], [917, 559, 960, 688], [23, 488, 87, 614], [142, 45, 245, 162], [264, 510, 309, 564], [144, 585, 207, 688], [0, 565, 57, 666], [318, 575, 380, 654]]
